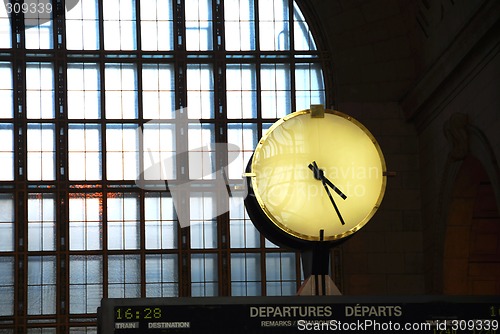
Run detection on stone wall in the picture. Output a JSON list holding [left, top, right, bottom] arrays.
[[336, 102, 424, 294], [402, 0, 500, 293], [300, 0, 500, 294]]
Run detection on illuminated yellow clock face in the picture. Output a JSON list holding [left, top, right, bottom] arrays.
[[249, 108, 386, 241]]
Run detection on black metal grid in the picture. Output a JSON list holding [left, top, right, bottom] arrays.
[[0, 0, 335, 332]]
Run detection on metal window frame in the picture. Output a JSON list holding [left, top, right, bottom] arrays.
[[0, 0, 335, 331]]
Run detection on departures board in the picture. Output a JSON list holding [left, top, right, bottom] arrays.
[[97, 295, 500, 334]]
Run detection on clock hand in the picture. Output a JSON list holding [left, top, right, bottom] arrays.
[[322, 175, 348, 200], [308, 161, 346, 225], [321, 179, 346, 225], [309, 161, 322, 180], [308, 161, 347, 200]]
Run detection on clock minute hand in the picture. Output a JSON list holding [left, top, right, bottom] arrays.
[[321, 179, 346, 225], [308, 162, 347, 200], [308, 161, 346, 225]]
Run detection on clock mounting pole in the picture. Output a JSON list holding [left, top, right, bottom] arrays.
[[297, 230, 342, 296]]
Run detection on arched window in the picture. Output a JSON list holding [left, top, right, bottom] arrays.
[[0, 0, 330, 331]]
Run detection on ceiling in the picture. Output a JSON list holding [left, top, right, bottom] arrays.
[[300, 0, 491, 105]]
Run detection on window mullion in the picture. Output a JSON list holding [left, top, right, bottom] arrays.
[[288, 0, 295, 51], [54, 0, 65, 50], [135, 0, 142, 52], [12, 4, 25, 49], [214, 0, 224, 51], [56, 62, 67, 183], [16, 192, 27, 331], [97, 0, 105, 51], [12, 52, 27, 325], [173, 0, 191, 298], [288, 0, 297, 113], [55, 58, 69, 327], [254, 0, 261, 52], [175, 0, 187, 52]]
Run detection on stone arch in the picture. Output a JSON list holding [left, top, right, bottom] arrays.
[[434, 113, 500, 294], [443, 155, 500, 294]]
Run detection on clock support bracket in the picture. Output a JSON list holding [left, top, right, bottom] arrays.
[[297, 230, 342, 296]]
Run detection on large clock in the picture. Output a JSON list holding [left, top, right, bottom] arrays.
[[244, 106, 386, 249]]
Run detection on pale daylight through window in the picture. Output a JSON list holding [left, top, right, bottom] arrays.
[[0, 0, 330, 332]]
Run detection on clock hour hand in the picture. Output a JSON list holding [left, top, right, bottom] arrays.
[[322, 175, 347, 200], [308, 161, 347, 200]]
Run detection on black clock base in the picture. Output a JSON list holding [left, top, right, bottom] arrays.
[[297, 275, 342, 296], [301, 246, 330, 277], [299, 246, 341, 295]]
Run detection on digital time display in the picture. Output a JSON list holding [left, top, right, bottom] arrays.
[[99, 296, 500, 333], [115, 306, 165, 321], [112, 305, 192, 331]]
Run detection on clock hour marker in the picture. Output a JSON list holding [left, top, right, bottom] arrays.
[[310, 104, 325, 118]]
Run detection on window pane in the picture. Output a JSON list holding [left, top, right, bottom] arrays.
[[140, 0, 173, 51], [293, 2, 316, 51], [106, 124, 139, 180], [0, 124, 14, 180], [0, 256, 14, 316], [103, 0, 136, 50], [66, 0, 99, 50], [68, 63, 100, 119], [266, 253, 297, 295], [108, 255, 141, 298], [188, 123, 215, 180], [187, 64, 214, 119], [229, 195, 260, 248], [224, 0, 255, 51], [0, 194, 14, 252], [191, 254, 218, 296], [227, 123, 257, 179], [0, 62, 13, 118], [141, 122, 176, 180], [68, 124, 102, 180], [142, 64, 175, 119], [69, 193, 102, 251], [190, 193, 217, 249], [0, 4, 11, 48], [185, 0, 213, 51], [26, 63, 54, 119], [27, 256, 56, 315], [105, 64, 138, 119], [259, 0, 289, 51], [261, 64, 291, 118], [145, 193, 177, 249], [27, 123, 55, 181], [25, 13, 53, 49], [69, 327, 97, 334], [145, 254, 178, 297], [69, 255, 103, 314], [231, 253, 261, 296], [295, 63, 325, 110], [226, 64, 257, 119], [28, 328, 57, 333], [107, 193, 140, 250], [28, 193, 56, 251]]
